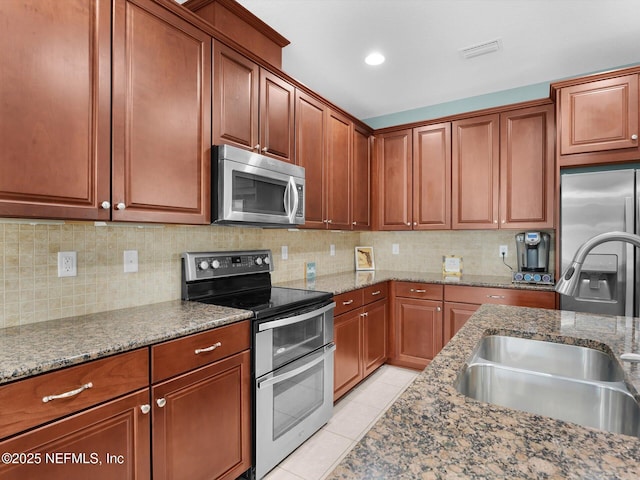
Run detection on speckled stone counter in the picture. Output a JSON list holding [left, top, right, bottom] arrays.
[[0, 300, 253, 385], [276, 270, 555, 295], [328, 304, 640, 479]]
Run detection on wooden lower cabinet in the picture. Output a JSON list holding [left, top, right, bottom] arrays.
[[0, 389, 151, 480], [392, 297, 443, 370], [152, 349, 251, 480], [333, 286, 388, 401], [443, 302, 480, 345]]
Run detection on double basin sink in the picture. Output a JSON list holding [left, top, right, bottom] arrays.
[[455, 335, 640, 437]]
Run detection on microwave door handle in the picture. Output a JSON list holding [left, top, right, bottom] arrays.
[[258, 302, 336, 331], [283, 177, 297, 223], [257, 343, 336, 389], [290, 177, 300, 222]]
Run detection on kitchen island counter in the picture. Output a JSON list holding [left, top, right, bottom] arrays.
[[327, 304, 640, 479]]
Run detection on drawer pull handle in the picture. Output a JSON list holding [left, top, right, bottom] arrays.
[[411, 289, 427, 293], [487, 295, 505, 299], [342, 300, 354, 305], [195, 342, 222, 355], [371, 290, 381, 296], [42, 382, 93, 403], [140, 404, 151, 414]]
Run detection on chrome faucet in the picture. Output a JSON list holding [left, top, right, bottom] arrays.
[[555, 231, 640, 362]]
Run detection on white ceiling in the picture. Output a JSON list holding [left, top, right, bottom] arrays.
[[226, 0, 640, 124]]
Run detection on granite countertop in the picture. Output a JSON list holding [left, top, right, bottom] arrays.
[[0, 300, 253, 385], [328, 304, 640, 479], [276, 269, 556, 295]]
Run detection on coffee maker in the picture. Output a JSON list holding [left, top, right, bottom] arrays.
[[513, 231, 553, 284]]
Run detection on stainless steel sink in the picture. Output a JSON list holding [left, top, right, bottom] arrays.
[[455, 335, 640, 437], [472, 335, 625, 382]]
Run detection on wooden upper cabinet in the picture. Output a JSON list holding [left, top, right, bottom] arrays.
[[295, 91, 327, 229], [375, 129, 413, 230], [559, 74, 639, 156], [352, 125, 372, 230], [112, 0, 211, 224], [452, 114, 500, 229], [500, 104, 554, 229], [213, 42, 259, 152], [326, 110, 353, 229], [413, 123, 451, 230], [213, 41, 295, 163], [0, 0, 111, 220], [260, 70, 295, 162]]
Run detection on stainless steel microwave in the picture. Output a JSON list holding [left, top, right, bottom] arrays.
[[212, 145, 305, 227]]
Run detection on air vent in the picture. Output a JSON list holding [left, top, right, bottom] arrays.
[[459, 39, 502, 59]]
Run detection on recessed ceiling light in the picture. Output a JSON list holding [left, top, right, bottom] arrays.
[[365, 52, 385, 66]]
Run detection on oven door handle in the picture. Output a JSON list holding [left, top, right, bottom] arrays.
[[258, 302, 336, 332], [257, 343, 336, 390]]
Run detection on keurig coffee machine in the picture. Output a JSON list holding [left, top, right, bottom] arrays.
[[513, 232, 553, 284]]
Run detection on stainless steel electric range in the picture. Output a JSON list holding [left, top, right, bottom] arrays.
[[181, 250, 336, 479]]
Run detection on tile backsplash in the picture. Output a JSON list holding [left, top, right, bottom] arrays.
[[0, 222, 554, 328]]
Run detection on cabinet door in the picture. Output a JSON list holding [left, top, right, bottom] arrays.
[[0, 0, 111, 220], [112, 0, 211, 224], [560, 74, 639, 155], [452, 114, 500, 229], [213, 42, 259, 152], [334, 309, 363, 401], [326, 110, 353, 230], [260, 70, 295, 163], [413, 122, 451, 230], [443, 302, 479, 345], [295, 91, 327, 229], [0, 390, 150, 480], [393, 298, 443, 369], [500, 104, 554, 229], [363, 299, 387, 377], [375, 129, 413, 230], [352, 125, 371, 230], [153, 350, 251, 480]]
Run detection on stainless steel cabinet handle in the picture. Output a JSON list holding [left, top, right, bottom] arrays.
[[436, 306, 441, 312], [194, 342, 222, 355], [406, 222, 411, 226], [343, 299, 354, 305], [327, 219, 332, 224], [632, 134, 638, 141], [410, 289, 427, 293], [116, 202, 126, 210], [254, 144, 260, 150], [156, 398, 166, 408], [371, 290, 381, 296], [352, 221, 357, 225], [140, 404, 151, 414], [42, 382, 93, 403], [100, 201, 110, 209], [487, 295, 505, 299], [413, 222, 417, 226]]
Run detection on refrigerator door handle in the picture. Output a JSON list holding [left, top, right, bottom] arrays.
[[624, 196, 634, 316]]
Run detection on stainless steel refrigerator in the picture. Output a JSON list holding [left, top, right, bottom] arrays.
[[560, 168, 639, 316]]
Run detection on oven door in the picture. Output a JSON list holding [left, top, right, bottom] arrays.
[[254, 301, 335, 378], [218, 158, 304, 225], [255, 342, 335, 479]]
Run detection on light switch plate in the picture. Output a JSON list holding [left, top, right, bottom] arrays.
[[124, 250, 138, 273], [392, 244, 400, 255], [281, 245, 288, 260], [330, 244, 336, 256]]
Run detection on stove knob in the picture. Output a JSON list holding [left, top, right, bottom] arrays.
[[199, 260, 209, 270], [263, 256, 270, 265], [255, 257, 263, 266], [211, 260, 221, 269]]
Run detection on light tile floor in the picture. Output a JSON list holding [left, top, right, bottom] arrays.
[[264, 365, 420, 480]]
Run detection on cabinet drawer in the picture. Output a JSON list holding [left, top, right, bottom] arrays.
[[0, 349, 148, 439], [444, 285, 555, 308], [152, 321, 250, 383], [363, 283, 388, 304], [333, 290, 364, 316], [394, 282, 443, 300]]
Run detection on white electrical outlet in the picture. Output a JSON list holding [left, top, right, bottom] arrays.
[[330, 244, 336, 256], [281, 245, 288, 260], [392, 243, 400, 255], [57, 251, 77, 277], [499, 245, 508, 257], [124, 250, 138, 273]]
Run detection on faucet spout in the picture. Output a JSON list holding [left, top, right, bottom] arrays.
[[555, 231, 640, 296]]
